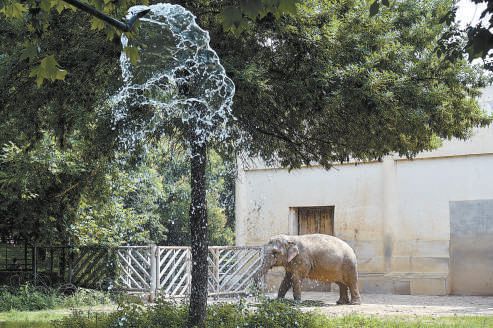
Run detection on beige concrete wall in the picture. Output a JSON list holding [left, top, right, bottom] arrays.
[[236, 151, 493, 294], [390, 155, 493, 279], [236, 89, 493, 295], [235, 162, 386, 274]]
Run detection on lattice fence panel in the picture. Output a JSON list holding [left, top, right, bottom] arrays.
[[208, 248, 220, 294], [157, 247, 190, 297], [116, 246, 152, 291], [113, 246, 262, 297], [209, 247, 263, 296], [71, 247, 111, 289]]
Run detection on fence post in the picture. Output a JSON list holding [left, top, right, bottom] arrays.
[[33, 244, 37, 286], [68, 248, 73, 284], [186, 247, 192, 296], [214, 248, 220, 296], [150, 244, 157, 301], [261, 247, 266, 290]]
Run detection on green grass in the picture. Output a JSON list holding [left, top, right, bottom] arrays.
[[0, 321, 53, 328], [0, 305, 116, 328], [0, 285, 114, 312], [0, 300, 492, 328], [0, 309, 67, 328], [312, 315, 493, 327], [0, 309, 69, 322], [51, 299, 493, 328]]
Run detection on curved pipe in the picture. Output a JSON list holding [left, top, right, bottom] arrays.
[[62, 0, 150, 32]]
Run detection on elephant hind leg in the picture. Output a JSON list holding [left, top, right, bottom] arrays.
[[347, 273, 361, 305], [336, 282, 350, 305], [277, 272, 293, 299], [343, 263, 361, 305], [348, 282, 361, 305]]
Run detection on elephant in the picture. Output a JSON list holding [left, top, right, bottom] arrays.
[[256, 233, 361, 305]]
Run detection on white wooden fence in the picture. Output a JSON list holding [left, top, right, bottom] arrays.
[[116, 246, 263, 297]]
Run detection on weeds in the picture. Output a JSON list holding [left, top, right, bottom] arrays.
[[0, 284, 113, 311], [52, 298, 493, 328]]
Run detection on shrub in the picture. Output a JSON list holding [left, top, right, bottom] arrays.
[[145, 301, 188, 328], [206, 302, 248, 328], [53, 310, 113, 328], [249, 300, 313, 328], [53, 298, 333, 328], [61, 289, 112, 308], [0, 285, 58, 311], [0, 284, 113, 312]]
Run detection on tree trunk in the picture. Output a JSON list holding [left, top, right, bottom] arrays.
[[187, 131, 208, 328]]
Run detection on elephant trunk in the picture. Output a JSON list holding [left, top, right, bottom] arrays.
[[254, 248, 271, 285]]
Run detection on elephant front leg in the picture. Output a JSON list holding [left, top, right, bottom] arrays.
[[292, 275, 303, 301], [277, 272, 292, 299], [336, 282, 350, 305]]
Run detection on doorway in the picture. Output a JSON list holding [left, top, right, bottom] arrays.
[[292, 206, 335, 291], [297, 206, 334, 235]]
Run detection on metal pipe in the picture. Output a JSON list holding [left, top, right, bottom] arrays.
[[62, 0, 150, 32]]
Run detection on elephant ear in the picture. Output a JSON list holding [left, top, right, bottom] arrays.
[[287, 242, 299, 262]]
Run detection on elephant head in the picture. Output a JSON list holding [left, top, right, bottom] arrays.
[[256, 235, 300, 279]]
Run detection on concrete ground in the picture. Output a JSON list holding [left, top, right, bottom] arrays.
[[264, 292, 493, 317]]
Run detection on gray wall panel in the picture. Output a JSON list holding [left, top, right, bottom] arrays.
[[450, 199, 493, 295]]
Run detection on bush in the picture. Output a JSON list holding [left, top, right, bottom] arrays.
[[53, 310, 113, 328], [250, 300, 315, 328], [53, 298, 333, 328], [52, 300, 493, 328], [0, 285, 58, 311], [0, 284, 113, 312], [60, 289, 112, 308]]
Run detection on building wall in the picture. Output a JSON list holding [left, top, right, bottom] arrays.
[[235, 88, 493, 295]]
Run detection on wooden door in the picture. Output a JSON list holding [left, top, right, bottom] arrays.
[[298, 207, 334, 235]]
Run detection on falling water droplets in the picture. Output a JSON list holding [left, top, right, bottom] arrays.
[[111, 3, 236, 152]]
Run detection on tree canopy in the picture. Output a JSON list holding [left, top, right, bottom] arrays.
[[1, 0, 490, 244], [0, 0, 301, 85], [0, 13, 234, 246], [370, 0, 493, 69], [3, 0, 487, 168], [1, 1, 491, 326], [0, 13, 121, 244], [196, 0, 491, 168]]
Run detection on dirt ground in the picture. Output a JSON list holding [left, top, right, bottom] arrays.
[[264, 292, 493, 317]]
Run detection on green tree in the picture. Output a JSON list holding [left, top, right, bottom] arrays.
[[0, 13, 121, 247], [2, 0, 491, 327], [0, 0, 300, 86], [370, 0, 493, 69], [155, 142, 235, 247], [73, 157, 165, 247], [199, 0, 491, 168], [75, 137, 235, 247], [146, 2, 490, 324], [1, 2, 298, 326]]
